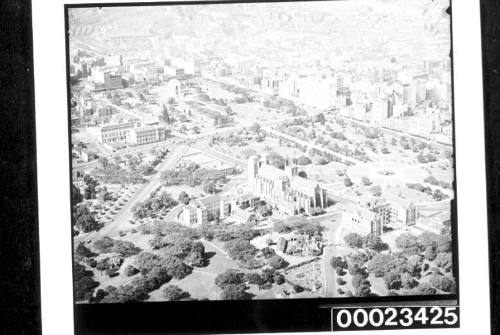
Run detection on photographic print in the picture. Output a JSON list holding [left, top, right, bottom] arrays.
[[68, 0, 457, 307]]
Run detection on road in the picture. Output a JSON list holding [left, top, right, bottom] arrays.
[[192, 141, 247, 169], [318, 212, 343, 297], [163, 204, 185, 222], [75, 145, 188, 243]]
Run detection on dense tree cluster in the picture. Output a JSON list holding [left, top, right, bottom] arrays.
[[330, 256, 347, 270], [266, 152, 286, 170], [400, 272, 419, 290], [395, 233, 419, 255], [178, 191, 191, 205], [268, 255, 289, 270], [97, 186, 113, 202], [366, 253, 423, 292], [407, 183, 449, 201], [429, 273, 456, 293], [124, 265, 140, 277], [363, 234, 389, 251], [74, 203, 103, 233], [74, 263, 99, 302], [91, 163, 147, 185], [343, 233, 387, 251], [91, 236, 141, 257], [72, 184, 83, 205], [75, 242, 95, 259], [214, 269, 253, 300], [411, 282, 436, 295], [383, 270, 402, 290], [163, 285, 192, 301], [344, 233, 363, 248], [97, 284, 149, 303], [207, 223, 261, 243], [434, 252, 453, 273], [423, 175, 452, 190], [225, 238, 259, 267], [95, 256, 123, 277], [149, 235, 208, 267], [163, 285, 191, 301], [131, 191, 178, 219], [344, 177, 353, 187], [133, 252, 193, 289], [273, 217, 323, 237], [138, 220, 199, 239], [244, 268, 285, 290], [395, 232, 451, 260], [416, 152, 437, 164], [161, 164, 237, 191], [83, 175, 98, 200], [257, 204, 273, 217]]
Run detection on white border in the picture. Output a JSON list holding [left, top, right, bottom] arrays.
[[33, 0, 490, 334]]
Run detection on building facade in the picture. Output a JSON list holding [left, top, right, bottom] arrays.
[[247, 156, 327, 215], [339, 204, 382, 237], [98, 122, 135, 144], [129, 125, 167, 145], [98, 122, 167, 146], [181, 194, 231, 226]]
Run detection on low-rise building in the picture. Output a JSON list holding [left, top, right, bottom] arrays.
[[98, 122, 167, 146], [283, 233, 322, 257], [181, 194, 231, 226], [339, 203, 382, 237], [98, 122, 136, 144], [129, 125, 167, 145], [371, 196, 418, 228], [72, 170, 86, 195]]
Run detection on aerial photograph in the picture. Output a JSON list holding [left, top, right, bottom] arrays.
[[69, 0, 456, 303]]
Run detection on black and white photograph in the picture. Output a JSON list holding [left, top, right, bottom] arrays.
[[68, 0, 457, 305], [29, 0, 492, 333]]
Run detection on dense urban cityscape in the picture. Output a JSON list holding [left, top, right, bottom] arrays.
[[69, 0, 456, 303]]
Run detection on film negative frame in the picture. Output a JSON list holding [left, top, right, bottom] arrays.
[[64, 1, 460, 333]]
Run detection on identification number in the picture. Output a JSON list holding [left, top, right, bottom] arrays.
[[333, 307, 459, 330]]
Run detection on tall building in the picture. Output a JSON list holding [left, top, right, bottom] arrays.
[[103, 72, 123, 90], [387, 91, 397, 118], [387, 98, 394, 118], [415, 79, 427, 104], [261, 69, 280, 96], [247, 156, 327, 215]]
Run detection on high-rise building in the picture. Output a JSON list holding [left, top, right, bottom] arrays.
[[103, 72, 123, 90], [415, 79, 427, 104]]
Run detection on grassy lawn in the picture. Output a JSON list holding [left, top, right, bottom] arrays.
[[148, 271, 221, 301], [201, 241, 242, 274]]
